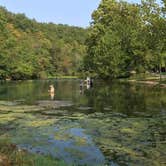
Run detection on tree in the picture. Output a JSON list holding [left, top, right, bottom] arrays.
[[84, 0, 166, 79], [84, 0, 143, 78], [141, 0, 166, 80], [0, 6, 87, 79]]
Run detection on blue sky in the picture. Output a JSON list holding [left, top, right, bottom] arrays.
[[0, 0, 141, 28]]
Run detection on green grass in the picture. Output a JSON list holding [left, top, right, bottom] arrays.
[[48, 75, 79, 79], [0, 137, 67, 166]]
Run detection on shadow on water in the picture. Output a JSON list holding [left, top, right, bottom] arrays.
[[0, 79, 166, 165]]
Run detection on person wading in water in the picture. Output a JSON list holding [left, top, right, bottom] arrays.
[[48, 85, 55, 100]]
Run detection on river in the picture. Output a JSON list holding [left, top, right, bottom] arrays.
[[0, 79, 165, 165]]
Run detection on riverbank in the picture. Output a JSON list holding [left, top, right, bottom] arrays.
[[120, 73, 166, 88], [0, 139, 66, 166], [48, 75, 79, 79], [0, 76, 79, 82], [0, 104, 64, 166]]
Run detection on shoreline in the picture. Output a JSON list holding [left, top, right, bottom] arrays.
[[126, 79, 166, 88], [0, 76, 80, 82], [118, 73, 166, 88]]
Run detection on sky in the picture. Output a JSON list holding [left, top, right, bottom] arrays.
[[0, 0, 141, 28]]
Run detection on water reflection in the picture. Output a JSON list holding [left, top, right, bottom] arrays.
[[0, 79, 166, 165], [49, 92, 55, 100], [12, 122, 105, 166]]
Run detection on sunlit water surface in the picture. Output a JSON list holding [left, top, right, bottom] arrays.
[[0, 79, 166, 165]]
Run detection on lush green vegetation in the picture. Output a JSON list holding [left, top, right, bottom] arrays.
[[0, 138, 67, 166], [0, 0, 165, 80], [83, 0, 166, 79], [0, 7, 87, 80]]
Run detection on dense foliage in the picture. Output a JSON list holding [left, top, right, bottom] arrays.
[[0, 7, 87, 80], [84, 0, 166, 79], [0, 0, 166, 80]]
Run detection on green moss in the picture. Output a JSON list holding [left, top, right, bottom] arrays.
[[0, 98, 165, 165], [120, 128, 136, 134], [25, 119, 55, 127]]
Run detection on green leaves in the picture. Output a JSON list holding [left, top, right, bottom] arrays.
[[0, 7, 87, 80], [84, 0, 166, 79]]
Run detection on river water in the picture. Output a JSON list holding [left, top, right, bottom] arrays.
[[0, 79, 165, 165]]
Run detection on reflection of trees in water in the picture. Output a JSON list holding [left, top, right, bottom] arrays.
[[0, 80, 165, 115], [79, 82, 166, 165], [82, 82, 143, 114], [0, 80, 79, 103], [0, 81, 49, 103], [83, 81, 166, 116], [55, 80, 78, 100], [0, 80, 166, 165]]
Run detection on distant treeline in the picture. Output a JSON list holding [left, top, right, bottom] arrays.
[[0, 6, 87, 80], [83, 0, 166, 79]]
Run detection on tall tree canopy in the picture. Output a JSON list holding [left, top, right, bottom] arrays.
[[84, 0, 166, 79], [0, 1, 165, 80]]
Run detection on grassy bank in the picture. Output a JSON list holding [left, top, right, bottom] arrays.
[[0, 76, 80, 81], [0, 103, 67, 166], [120, 73, 166, 87], [48, 75, 79, 79], [0, 136, 67, 166]]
